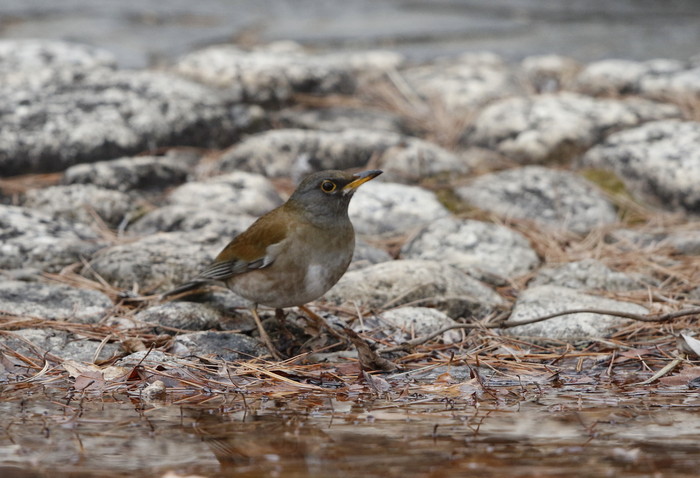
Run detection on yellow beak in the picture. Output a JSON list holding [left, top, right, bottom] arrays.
[[343, 169, 383, 191]]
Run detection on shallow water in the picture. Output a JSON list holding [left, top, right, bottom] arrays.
[[1, 0, 700, 68], [3, 380, 700, 478]]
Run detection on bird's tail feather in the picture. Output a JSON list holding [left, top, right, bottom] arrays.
[[160, 280, 212, 300]]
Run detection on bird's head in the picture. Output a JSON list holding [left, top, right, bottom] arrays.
[[288, 169, 383, 225]]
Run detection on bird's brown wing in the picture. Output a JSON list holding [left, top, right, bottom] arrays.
[[162, 207, 290, 297], [207, 207, 289, 277]]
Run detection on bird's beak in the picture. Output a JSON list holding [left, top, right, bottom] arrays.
[[343, 169, 383, 193]]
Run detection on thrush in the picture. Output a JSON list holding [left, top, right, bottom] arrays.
[[163, 169, 383, 358]]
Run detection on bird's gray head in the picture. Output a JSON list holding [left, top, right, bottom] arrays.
[[288, 169, 382, 226]]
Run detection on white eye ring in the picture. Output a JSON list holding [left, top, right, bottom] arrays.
[[321, 180, 336, 193]]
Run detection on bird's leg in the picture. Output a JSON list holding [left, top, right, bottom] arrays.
[[275, 308, 296, 342], [250, 306, 283, 361], [275, 308, 287, 326], [298, 304, 347, 342]]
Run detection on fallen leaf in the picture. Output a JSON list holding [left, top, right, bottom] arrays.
[[658, 366, 700, 386], [678, 334, 700, 358], [73, 370, 105, 391], [62, 360, 102, 378], [361, 371, 392, 393]]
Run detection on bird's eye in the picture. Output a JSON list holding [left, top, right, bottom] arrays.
[[321, 180, 336, 193]]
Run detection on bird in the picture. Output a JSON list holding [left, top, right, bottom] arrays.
[[163, 169, 383, 359]]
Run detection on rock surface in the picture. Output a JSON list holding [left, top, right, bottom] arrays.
[[166, 171, 283, 217], [218, 129, 397, 178], [323, 259, 505, 319], [63, 154, 192, 192], [403, 52, 519, 113], [217, 128, 463, 182], [128, 206, 255, 237], [86, 232, 218, 292], [0, 205, 103, 273], [575, 58, 695, 98], [350, 239, 393, 270], [135, 300, 255, 333], [402, 217, 540, 283], [581, 120, 700, 214], [0, 69, 251, 175], [171, 331, 265, 361], [272, 107, 407, 134], [504, 285, 647, 340], [520, 54, 581, 93], [456, 166, 618, 235], [0, 280, 113, 324], [466, 93, 679, 163], [529, 259, 645, 292], [0, 328, 122, 363], [174, 43, 403, 104], [0, 39, 116, 76], [354, 307, 463, 344], [349, 181, 450, 237], [23, 184, 133, 227]]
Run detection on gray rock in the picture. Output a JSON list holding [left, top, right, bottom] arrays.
[[217, 128, 398, 179], [504, 285, 647, 340], [323, 259, 505, 319], [607, 225, 700, 256], [354, 307, 462, 344], [456, 166, 618, 235], [641, 66, 700, 99], [63, 153, 192, 192], [0, 39, 116, 79], [128, 205, 255, 237], [667, 228, 700, 255], [174, 42, 402, 104], [520, 54, 581, 93], [135, 301, 223, 332], [575, 58, 689, 96], [86, 232, 219, 292], [375, 139, 469, 183], [23, 184, 133, 227], [350, 239, 392, 270], [219, 127, 464, 183], [115, 350, 189, 368], [348, 181, 450, 237], [0, 280, 113, 324], [580, 120, 700, 214], [171, 331, 265, 361], [402, 52, 519, 114], [182, 289, 255, 316], [135, 301, 254, 333], [272, 107, 406, 134], [529, 259, 645, 292], [0, 328, 121, 363], [466, 92, 680, 163], [402, 217, 540, 283], [167, 171, 283, 217], [0, 68, 249, 175], [0, 205, 102, 272], [604, 228, 668, 251]]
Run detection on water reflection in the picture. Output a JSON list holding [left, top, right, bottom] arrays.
[[2, 388, 700, 477]]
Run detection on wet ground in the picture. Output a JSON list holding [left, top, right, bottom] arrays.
[[3, 363, 700, 478], [1, 0, 700, 68]]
